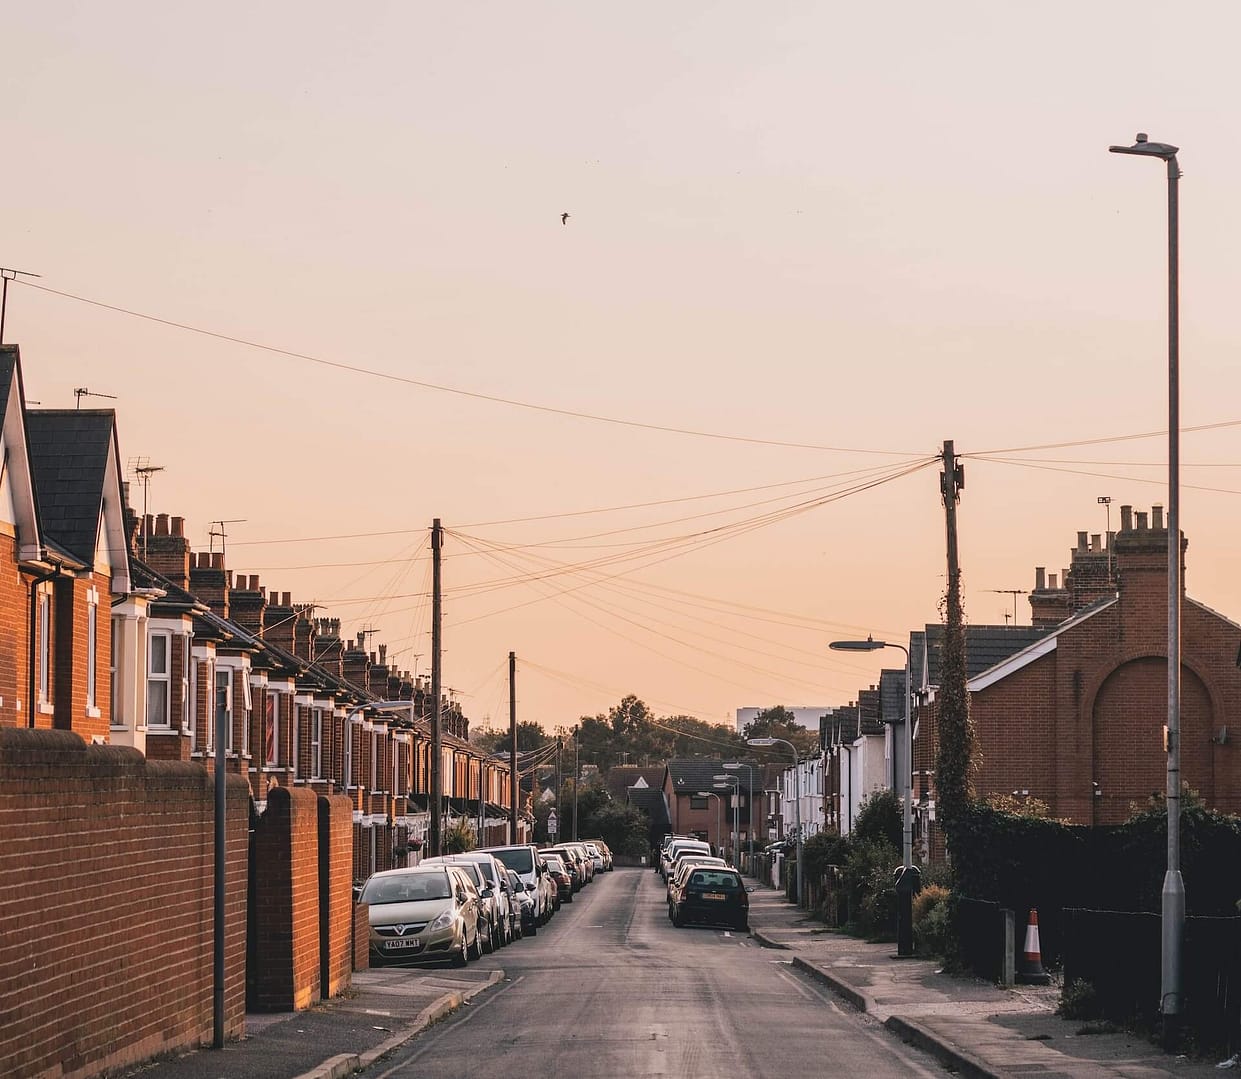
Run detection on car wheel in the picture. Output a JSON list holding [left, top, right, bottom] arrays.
[[527, 917, 538, 937], [481, 922, 494, 954], [671, 908, 684, 927], [451, 936, 468, 968], [469, 927, 484, 961], [565, 893, 573, 903]]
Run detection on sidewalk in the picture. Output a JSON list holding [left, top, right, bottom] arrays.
[[745, 883, 1230, 1079], [114, 966, 503, 1079]]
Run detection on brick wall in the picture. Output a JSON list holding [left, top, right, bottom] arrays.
[[353, 901, 371, 972], [248, 785, 321, 1012], [318, 794, 355, 999], [0, 533, 29, 726], [0, 728, 249, 1079]]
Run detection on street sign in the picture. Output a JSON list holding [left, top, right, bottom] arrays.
[[548, 810, 559, 836]]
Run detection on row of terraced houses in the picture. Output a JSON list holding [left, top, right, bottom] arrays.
[[0, 344, 524, 1079]]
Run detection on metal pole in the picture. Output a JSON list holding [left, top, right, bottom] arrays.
[[1162, 152, 1184, 1037], [793, 746, 803, 907], [509, 651, 518, 844], [212, 682, 226, 1048], [429, 520, 443, 857], [573, 737, 579, 841]]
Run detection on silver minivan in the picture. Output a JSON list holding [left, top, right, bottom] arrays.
[[418, 856, 503, 953]]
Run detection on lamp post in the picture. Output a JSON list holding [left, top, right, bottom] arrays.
[[831, 636, 918, 956], [724, 762, 757, 872], [714, 775, 740, 865], [748, 736, 802, 907], [1109, 131, 1183, 1042], [696, 791, 723, 856]]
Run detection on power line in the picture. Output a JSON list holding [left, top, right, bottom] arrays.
[[18, 279, 922, 456]]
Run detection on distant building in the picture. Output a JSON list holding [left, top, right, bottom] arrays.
[[735, 706, 828, 734]]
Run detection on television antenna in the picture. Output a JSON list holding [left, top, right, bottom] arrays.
[[208, 519, 247, 562], [74, 387, 118, 409], [130, 458, 165, 560], [986, 589, 1028, 625]]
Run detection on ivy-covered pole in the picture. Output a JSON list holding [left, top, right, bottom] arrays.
[[936, 441, 973, 829]]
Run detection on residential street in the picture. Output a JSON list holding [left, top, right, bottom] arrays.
[[357, 867, 942, 1079]]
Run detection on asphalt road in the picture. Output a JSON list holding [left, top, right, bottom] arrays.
[[358, 867, 944, 1079]]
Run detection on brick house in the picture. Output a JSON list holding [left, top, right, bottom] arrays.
[[913, 506, 1241, 854], [662, 758, 763, 860]]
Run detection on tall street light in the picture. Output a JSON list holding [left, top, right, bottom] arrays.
[[830, 636, 918, 956], [714, 775, 740, 865], [1109, 131, 1183, 1042], [724, 762, 757, 872], [748, 736, 802, 907], [696, 791, 723, 856]]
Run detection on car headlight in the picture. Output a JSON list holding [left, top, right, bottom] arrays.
[[428, 909, 455, 931]]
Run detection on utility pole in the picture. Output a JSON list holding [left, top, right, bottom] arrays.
[[936, 439, 973, 824], [573, 735, 580, 841], [509, 651, 518, 844], [429, 520, 443, 857], [555, 738, 563, 831]]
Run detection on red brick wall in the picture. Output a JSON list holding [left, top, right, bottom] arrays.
[[248, 785, 321, 1012], [319, 794, 355, 999], [0, 727, 249, 1079], [0, 533, 29, 727], [352, 901, 370, 971]]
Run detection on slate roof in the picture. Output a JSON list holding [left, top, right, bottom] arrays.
[[665, 758, 761, 795], [605, 765, 664, 802], [25, 410, 117, 567], [879, 668, 908, 725], [916, 624, 1051, 690]]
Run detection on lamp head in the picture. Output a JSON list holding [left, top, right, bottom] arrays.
[[747, 737, 776, 747], [830, 636, 887, 652], [1109, 133, 1179, 159]]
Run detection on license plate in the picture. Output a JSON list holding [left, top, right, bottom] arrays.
[[702, 893, 726, 901], [383, 938, 423, 951]]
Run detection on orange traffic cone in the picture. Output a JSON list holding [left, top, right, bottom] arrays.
[[1016, 908, 1051, 985]]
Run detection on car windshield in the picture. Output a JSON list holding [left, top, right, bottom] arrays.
[[360, 872, 451, 904], [688, 871, 742, 891], [491, 848, 534, 874], [542, 855, 565, 870], [471, 861, 497, 885]]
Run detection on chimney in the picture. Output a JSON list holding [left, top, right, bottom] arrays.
[[1152, 504, 1164, 530], [1120, 505, 1133, 531], [143, 511, 191, 591], [189, 549, 230, 618], [1077, 531, 1088, 552], [229, 572, 267, 635], [1035, 567, 1046, 590], [1112, 503, 1187, 596]]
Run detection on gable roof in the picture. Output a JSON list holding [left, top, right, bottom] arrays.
[[968, 597, 1116, 692], [25, 408, 131, 591], [0, 345, 43, 561], [915, 623, 1052, 693], [665, 757, 761, 794]]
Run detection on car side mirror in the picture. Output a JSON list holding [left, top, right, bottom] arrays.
[[455, 889, 467, 904], [746, 886, 757, 893], [481, 886, 494, 898], [526, 882, 536, 892]]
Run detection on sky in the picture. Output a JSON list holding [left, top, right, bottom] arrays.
[[5, 3, 1241, 735]]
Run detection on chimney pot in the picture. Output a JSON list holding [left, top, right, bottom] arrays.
[[155, 513, 170, 536], [1137, 511, 1149, 530], [1035, 566, 1046, 590], [1091, 534, 1102, 552], [211, 552, 224, 570], [249, 574, 259, 590], [226, 570, 233, 589], [1049, 574, 1058, 589], [1077, 531, 1088, 551], [1121, 505, 1134, 531], [282, 592, 291, 607], [1153, 505, 1164, 530], [171, 516, 184, 537], [143, 513, 154, 535]]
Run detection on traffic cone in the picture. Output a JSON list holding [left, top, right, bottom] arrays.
[[1016, 908, 1052, 985]]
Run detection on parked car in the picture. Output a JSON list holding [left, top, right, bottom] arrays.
[[582, 841, 606, 874], [506, 868, 538, 934], [587, 839, 614, 870], [661, 839, 712, 881], [545, 845, 586, 892], [480, 844, 555, 931], [540, 851, 574, 904], [564, 841, 595, 883], [358, 865, 484, 968], [417, 856, 502, 953], [430, 851, 516, 949], [666, 856, 728, 903], [670, 866, 750, 931]]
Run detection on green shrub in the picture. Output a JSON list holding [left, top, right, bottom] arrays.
[[912, 884, 952, 957], [843, 837, 899, 938], [443, 819, 476, 853], [853, 789, 902, 850], [1059, 979, 1099, 1021]]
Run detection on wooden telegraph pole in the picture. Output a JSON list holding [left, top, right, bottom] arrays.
[[429, 519, 443, 857]]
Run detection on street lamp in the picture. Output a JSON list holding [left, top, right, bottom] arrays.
[[831, 636, 918, 957], [724, 762, 757, 872], [1109, 131, 1184, 1042], [714, 775, 740, 865], [748, 736, 802, 907], [696, 791, 723, 856]]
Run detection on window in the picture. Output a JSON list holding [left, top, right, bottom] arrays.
[[311, 708, 323, 779], [264, 693, 279, 767], [214, 669, 232, 752], [86, 597, 98, 711], [689, 795, 708, 810], [188, 658, 199, 750], [343, 718, 352, 788], [110, 615, 122, 723], [37, 590, 50, 705], [147, 631, 171, 726]]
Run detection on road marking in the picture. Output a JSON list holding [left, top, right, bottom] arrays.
[[774, 968, 814, 1001]]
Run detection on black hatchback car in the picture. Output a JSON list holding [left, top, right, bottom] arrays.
[[669, 867, 749, 931]]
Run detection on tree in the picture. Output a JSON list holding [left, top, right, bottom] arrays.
[[742, 705, 818, 758]]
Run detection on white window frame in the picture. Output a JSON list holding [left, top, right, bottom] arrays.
[[109, 614, 121, 723], [311, 707, 323, 779], [147, 630, 172, 728], [214, 668, 232, 753], [264, 691, 280, 768], [37, 588, 51, 709], [85, 591, 98, 715]]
